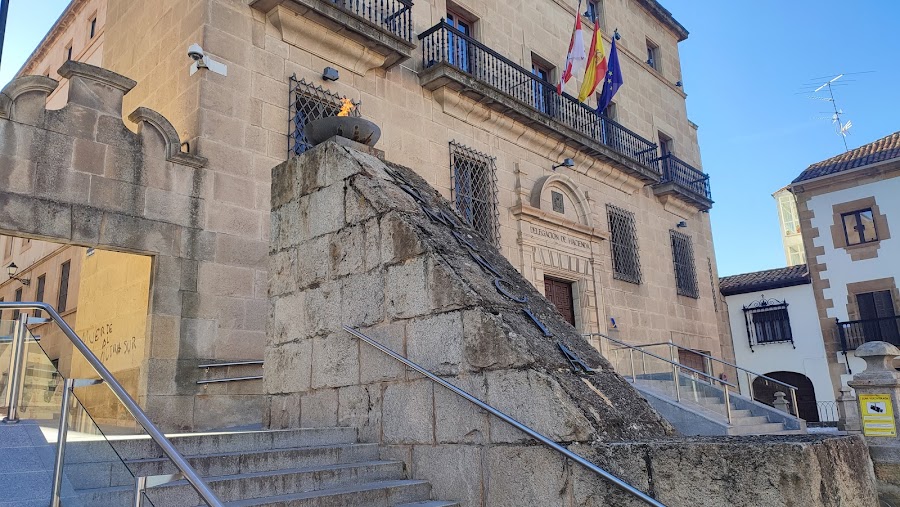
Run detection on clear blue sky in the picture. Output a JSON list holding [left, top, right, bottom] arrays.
[[664, 0, 900, 275], [2, 1, 898, 276]]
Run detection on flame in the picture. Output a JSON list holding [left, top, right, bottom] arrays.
[[337, 97, 355, 117]]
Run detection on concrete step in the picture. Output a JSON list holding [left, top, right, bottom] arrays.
[[730, 415, 771, 426], [66, 427, 358, 463], [67, 443, 382, 489], [78, 460, 407, 506], [220, 479, 434, 507], [728, 422, 786, 436]]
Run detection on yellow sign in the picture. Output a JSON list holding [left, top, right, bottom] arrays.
[[859, 394, 897, 437]]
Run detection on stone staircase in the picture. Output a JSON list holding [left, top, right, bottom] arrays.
[[632, 377, 806, 436], [1, 425, 458, 507]]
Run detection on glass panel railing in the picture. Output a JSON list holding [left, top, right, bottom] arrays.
[[0, 319, 16, 407], [12, 321, 155, 506]]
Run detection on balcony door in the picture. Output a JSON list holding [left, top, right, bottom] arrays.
[[447, 11, 473, 73], [531, 60, 553, 116], [857, 290, 900, 345]]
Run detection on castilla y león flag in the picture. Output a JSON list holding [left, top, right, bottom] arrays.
[[556, 1, 586, 94], [577, 18, 607, 102]]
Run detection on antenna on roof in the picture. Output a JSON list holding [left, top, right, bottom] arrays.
[[808, 73, 855, 152]]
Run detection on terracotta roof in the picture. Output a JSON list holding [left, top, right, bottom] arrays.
[[719, 264, 810, 296], [793, 131, 900, 183]]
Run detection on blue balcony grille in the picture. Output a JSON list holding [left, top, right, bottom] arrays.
[[656, 153, 712, 202], [419, 21, 661, 172], [333, 0, 414, 42]]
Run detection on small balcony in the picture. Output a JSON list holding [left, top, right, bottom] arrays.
[[418, 21, 663, 185], [653, 154, 713, 211], [252, 0, 415, 71], [837, 316, 900, 353]]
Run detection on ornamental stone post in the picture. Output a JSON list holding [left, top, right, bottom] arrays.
[[848, 341, 900, 504], [837, 385, 861, 433]]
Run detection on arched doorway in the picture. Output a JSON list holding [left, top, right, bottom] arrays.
[[752, 371, 819, 422]]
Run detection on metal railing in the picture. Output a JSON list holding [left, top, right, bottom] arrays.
[[837, 315, 900, 353], [418, 21, 662, 172], [343, 325, 667, 507], [197, 360, 264, 385], [592, 335, 801, 419], [655, 153, 712, 202], [592, 333, 737, 423], [333, 0, 414, 42], [0, 302, 223, 507]]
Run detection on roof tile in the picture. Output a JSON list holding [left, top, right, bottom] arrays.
[[719, 264, 810, 296], [793, 131, 900, 183]]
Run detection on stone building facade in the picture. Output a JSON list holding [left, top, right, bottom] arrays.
[[10, 0, 732, 428], [790, 131, 900, 398]]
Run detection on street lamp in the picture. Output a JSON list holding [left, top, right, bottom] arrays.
[[6, 263, 30, 286]]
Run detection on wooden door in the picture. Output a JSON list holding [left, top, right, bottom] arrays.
[[544, 277, 576, 326], [677, 348, 709, 376]]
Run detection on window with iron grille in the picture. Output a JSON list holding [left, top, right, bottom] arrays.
[[288, 75, 360, 156], [743, 298, 794, 350], [670, 230, 698, 298], [450, 141, 499, 245], [606, 205, 641, 284]]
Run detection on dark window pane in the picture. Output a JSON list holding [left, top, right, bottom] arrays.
[[58, 261, 71, 313], [450, 142, 498, 245], [34, 274, 46, 317], [843, 213, 862, 244]]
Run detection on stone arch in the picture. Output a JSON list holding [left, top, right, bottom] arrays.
[[530, 173, 593, 228], [752, 371, 819, 422], [0, 74, 58, 123], [0, 61, 265, 430]]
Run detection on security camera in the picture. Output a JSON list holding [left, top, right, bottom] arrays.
[[187, 43, 205, 61], [187, 43, 227, 77]]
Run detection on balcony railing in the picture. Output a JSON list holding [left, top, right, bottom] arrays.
[[655, 153, 712, 205], [837, 315, 900, 353], [419, 21, 661, 173], [334, 0, 413, 42]]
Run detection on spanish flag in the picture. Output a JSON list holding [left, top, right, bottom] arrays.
[[577, 19, 607, 102]]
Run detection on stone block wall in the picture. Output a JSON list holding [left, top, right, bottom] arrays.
[[266, 139, 878, 506], [0, 61, 267, 430], [267, 138, 673, 499]]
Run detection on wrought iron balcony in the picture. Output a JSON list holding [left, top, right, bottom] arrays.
[[837, 316, 900, 353], [418, 21, 663, 184], [653, 153, 713, 210], [251, 0, 414, 71], [335, 0, 414, 42]]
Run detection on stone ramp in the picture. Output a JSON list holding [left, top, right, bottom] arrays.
[[261, 139, 880, 506]]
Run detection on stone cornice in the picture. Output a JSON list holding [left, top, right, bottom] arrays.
[[511, 203, 608, 243], [790, 158, 900, 196]]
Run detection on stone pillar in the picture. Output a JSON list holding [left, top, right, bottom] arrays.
[[837, 386, 861, 433], [848, 341, 900, 504], [773, 391, 789, 413]]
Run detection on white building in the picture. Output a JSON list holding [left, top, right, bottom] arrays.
[[790, 131, 900, 392], [720, 265, 836, 424]]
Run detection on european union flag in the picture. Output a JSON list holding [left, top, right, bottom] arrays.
[[596, 37, 623, 114]]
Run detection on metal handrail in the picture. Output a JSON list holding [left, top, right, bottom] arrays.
[[625, 339, 799, 393], [598, 335, 738, 390], [198, 360, 264, 368], [418, 21, 662, 173], [343, 325, 667, 507], [0, 302, 224, 507]]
